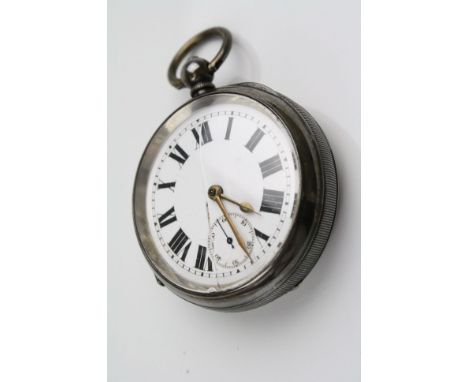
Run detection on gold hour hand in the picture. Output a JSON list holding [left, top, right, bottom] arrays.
[[208, 185, 252, 259], [219, 194, 260, 215]]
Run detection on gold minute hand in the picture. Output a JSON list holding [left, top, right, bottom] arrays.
[[208, 185, 251, 259]]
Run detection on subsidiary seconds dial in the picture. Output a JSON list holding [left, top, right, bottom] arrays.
[[208, 213, 255, 269]]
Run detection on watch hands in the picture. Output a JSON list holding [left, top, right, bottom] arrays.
[[208, 185, 252, 259], [217, 219, 235, 249], [219, 194, 261, 215]]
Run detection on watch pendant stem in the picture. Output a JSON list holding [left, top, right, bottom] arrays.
[[181, 56, 216, 98], [167, 27, 232, 98]]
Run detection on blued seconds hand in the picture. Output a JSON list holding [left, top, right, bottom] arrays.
[[217, 218, 235, 249]]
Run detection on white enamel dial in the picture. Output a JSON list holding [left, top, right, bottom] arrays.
[[146, 98, 301, 291]]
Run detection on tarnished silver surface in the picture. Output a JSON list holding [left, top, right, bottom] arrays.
[[167, 27, 232, 97], [133, 84, 337, 311]]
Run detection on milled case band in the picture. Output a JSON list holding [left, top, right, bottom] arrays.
[[222, 83, 338, 311]]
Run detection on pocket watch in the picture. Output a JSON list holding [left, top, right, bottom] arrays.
[[133, 27, 338, 311]]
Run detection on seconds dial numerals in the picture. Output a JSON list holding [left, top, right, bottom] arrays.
[[208, 213, 255, 269], [150, 107, 298, 284]]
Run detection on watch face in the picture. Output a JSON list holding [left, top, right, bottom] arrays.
[[135, 94, 301, 293]]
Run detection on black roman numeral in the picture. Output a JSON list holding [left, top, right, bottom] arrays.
[[245, 128, 265, 152], [260, 189, 284, 214], [255, 228, 270, 241], [168, 144, 189, 165], [195, 245, 212, 271], [192, 122, 212, 146], [191, 128, 200, 148], [157, 181, 176, 191], [201, 122, 212, 144], [180, 241, 191, 262], [158, 206, 177, 228], [225, 117, 233, 140], [168, 228, 189, 254], [259, 154, 283, 178]]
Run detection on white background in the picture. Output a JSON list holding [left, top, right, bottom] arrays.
[[1, 1, 467, 382], [108, 1, 360, 381]]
